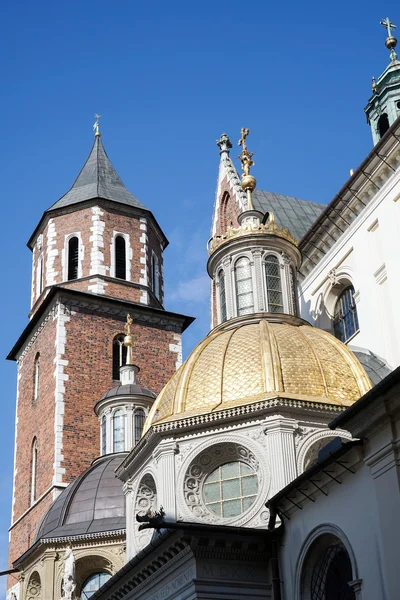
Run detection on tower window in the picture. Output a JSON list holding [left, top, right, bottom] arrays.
[[112, 335, 127, 380], [101, 415, 107, 455], [33, 353, 40, 401], [113, 409, 125, 453], [67, 236, 79, 281], [377, 113, 390, 139], [235, 257, 254, 316], [151, 252, 160, 299], [218, 269, 227, 322], [265, 255, 283, 313], [333, 286, 359, 343], [134, 409, 146, 444], [115, 235, 126, 280], [31, 438, 38, 505]]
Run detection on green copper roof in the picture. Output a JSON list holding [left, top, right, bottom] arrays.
[[48, 136, 147, 212], [252, 189, 325, 241]]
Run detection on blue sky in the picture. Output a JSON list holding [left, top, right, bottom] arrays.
[[0, 0, 397, 595]]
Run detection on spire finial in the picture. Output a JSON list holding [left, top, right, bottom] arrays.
[[380, 17, 398, 61], [93, 114, 101, 137], [237, 128, 256, 210], [124, 314, 133, 365], [216, 133, 232, 155]]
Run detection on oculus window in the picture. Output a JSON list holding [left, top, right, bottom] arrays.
[[203, 461, 258, 518], [81, 573, 112, 599]]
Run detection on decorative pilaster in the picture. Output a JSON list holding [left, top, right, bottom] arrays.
[[223, 257, 234, 320], [152, 440, 179, 519], [264, 417, 298, 497], [253, 250, 264, 312]]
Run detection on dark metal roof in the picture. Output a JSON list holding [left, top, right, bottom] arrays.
[[252, 190, 325, 241], [48, 136, 146, 212], [350, 346, 392, 386], [100, 384, 156, 401], [34, 454, 126, 541]]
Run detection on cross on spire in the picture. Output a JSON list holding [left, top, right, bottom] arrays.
[[238, 128, 250, 152], [380, 17, 396, 38]]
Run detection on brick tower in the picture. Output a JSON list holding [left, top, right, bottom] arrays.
[[7, 122, 193, 585]]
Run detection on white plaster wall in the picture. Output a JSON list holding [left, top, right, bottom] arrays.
[[299, 168, 400, 368]]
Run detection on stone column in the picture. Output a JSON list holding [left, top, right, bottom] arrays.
[[152, 440, 179, 519], [125, 405, 134, 450], [42, 550, 55, 600], [123, 481, 134, 560], [223, 257, 234, 320], [264, 417, 298, 498], [253, 249, 264, 312]]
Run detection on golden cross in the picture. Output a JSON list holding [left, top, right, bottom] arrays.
[[125, 314, 133, 335], [380, 17, 396, 37], [238, 128, 250, 151]]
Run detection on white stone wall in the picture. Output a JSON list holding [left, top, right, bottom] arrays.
[[299, 165, 400, 368]]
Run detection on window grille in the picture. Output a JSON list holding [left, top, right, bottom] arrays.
[[203, 461, 258, 518], [101, 415, 107, 455], [112, 335, 127, 380], [115, 235, 126, 280], [218, 270, 227, 322], [333, 286, 359, 343], [67, 237, 79, 281], [265, 255, 283, 313], [113, 410, 125, 453], [235, 257, 254, 316], [310, 544, 355, 600], [81, 573, 112, 599], [31, 438, 38, 505], [134, 409, 145, 444]]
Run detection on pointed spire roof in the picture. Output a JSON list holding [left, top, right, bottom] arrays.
[[48, 136, 147, 212]]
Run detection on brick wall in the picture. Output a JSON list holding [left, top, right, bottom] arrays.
[[215, 180, 241, 236]]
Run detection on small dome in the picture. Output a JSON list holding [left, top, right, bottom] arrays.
[[99, 384, 156, 401], [143, 315, 371, 434], [35, 455, 126, 542]]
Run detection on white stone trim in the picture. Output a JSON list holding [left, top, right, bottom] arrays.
[[52, 303, 73, 485], [169, 333, 183, 369], [45, 219, 58, 287], [88, 277, 108, 295], [139, 218, 149, 305], [90, 206, 106, 276]]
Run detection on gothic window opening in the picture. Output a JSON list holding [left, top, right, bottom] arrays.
[[235, 257, 254, 316], [265, 255, 284, 313], [102, 415, 107, 455], [81, 573, 112, 599], [67, 236, 79, 281], [218, 269, 227, 322], [112, 335, 127, 380], [31, 438, 38, 505], [310, 543, 355, 600], [134, 409, 145, 444], [113, 409, 125, 452], [333, 286, 359, 343], [115, 235, 126, 280], [152, 252, 160, 299], [34, 353, 40, 401], [378, 113, 390, 138]]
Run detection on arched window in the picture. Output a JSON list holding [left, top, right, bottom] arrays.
[[101, 415, 107, 455], [378, 113, 390, 139], [333, 286, 359, 343], [115, 235, 126, 280], [218, 269, 227, 322], [67, 236, 79, 281], [112, 335, 127, 380], [134, 409, 146, 444], [33, 353, 40, 401], [113, 410, 125, 452], [31, 438, 38, 505], [265, 255, 283, 313], [234, 257, 254, 316], [81, 573, 112, 599]]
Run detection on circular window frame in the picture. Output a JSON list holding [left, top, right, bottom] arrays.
[[181, 440, 266, 526]]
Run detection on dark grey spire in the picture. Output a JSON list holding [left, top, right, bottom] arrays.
[[48, 136, 147, 212]]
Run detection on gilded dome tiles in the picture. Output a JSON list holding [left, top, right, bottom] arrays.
[[143, 317, 371, 434]]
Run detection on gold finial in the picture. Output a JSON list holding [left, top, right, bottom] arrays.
[[124, 314, 133, 365], [93, 114, 101, 137], [372, 76, 378, 93], [380, 17, 398, 61], [237, 127, 256, 210]]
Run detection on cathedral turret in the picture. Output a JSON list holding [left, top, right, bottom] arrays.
[[365, 17, 400, 145], [208, 130, 301, 327]]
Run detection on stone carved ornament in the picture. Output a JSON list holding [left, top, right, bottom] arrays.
[[26, 573, 41, 600], [60, 547, 76, 600], [133, 474, 157, 552], [183, 442, 259, 522]]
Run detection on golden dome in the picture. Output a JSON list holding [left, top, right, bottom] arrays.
[[143, 315, 371, 434]]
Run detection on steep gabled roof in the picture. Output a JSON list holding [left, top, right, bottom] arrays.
[[48, 135, 146, 211]]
